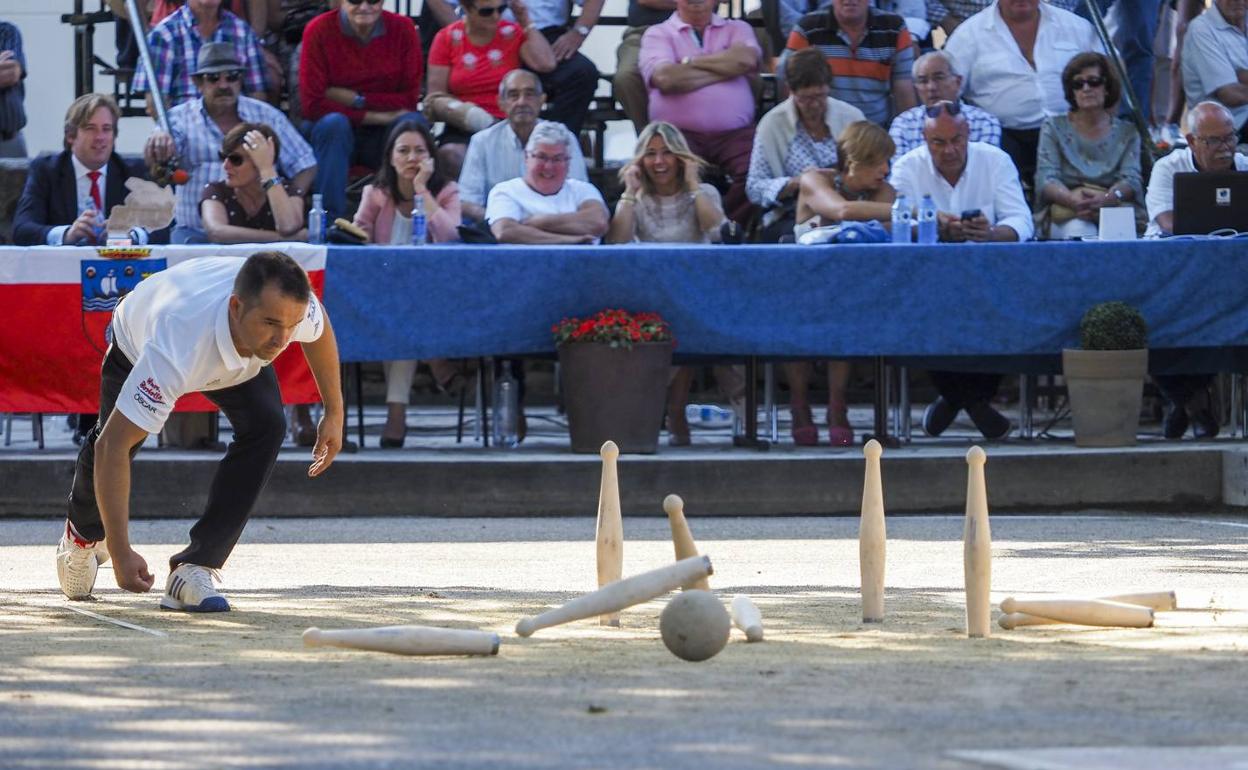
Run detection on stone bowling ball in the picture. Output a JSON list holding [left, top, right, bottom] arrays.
[[659, 590, 731, 662]]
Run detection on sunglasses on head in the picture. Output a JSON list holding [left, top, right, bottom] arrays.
[[199, 71, 242, 84], [473, 1, 508, 15], [924, 100, 961, 118], [345, 0, 384, 5], [218, 151, 246, 166], [1072, 76, 1105, 90]]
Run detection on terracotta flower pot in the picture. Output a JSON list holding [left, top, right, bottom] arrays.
[[558, 341, 673, 454], [1062, 348, 1148, 447]]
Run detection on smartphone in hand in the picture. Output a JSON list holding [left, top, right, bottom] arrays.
[[960, 209, 982, 221]]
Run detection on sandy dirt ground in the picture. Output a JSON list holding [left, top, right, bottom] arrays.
[[1, 513, 1247, 769]]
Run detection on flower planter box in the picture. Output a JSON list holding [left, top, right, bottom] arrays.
[[558, 341, 673, 454]]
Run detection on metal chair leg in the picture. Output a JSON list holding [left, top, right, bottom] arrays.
[[764, 362, 778, 444], [1018, 375, 1034, 440], [34, 413, 44, 450], [899, 367, 911, 443]]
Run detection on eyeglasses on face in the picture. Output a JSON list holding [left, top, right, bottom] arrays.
[[1195, 133, 1239, 148], [473, 2, 508, 16], [924, 100, 961, 118], [345, 0, 384, 5], [914, 72, 951, 87], [199, 71, 242, 84], [218, 151, 246, 166], [528, 152, 569, 165], [1071, 76, 1105, 90]]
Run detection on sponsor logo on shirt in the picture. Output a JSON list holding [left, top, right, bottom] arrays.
[[133, 392, 158, 415], [138, 377, 165, 405]]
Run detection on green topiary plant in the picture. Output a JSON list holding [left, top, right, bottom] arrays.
[[1079, 301, 1148, 350]]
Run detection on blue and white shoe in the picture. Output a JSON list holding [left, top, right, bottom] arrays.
[[160, 564, 229, 612]]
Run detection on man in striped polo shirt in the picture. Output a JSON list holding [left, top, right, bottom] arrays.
[[783, 0, 917, 127]]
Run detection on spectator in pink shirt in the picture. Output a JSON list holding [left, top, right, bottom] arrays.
[[639, 0, 761, 225]]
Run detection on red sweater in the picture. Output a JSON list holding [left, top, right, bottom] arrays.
[[299, 10, 423, 126]]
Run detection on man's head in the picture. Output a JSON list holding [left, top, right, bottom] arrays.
[[998, 0, 1041, 23], [229, 252, 312, 362], [922, 103, 971, 181], [912, 52, 962, 108], [676, 0, 714, 28], [523, 122, 573, 196], [193, 42, 243, 113], [63, 94, 119, 171], [1214, 0, 1246, 28], [832, 0, 869, 28], [342, 0, 384, 33], [499, 69, 545, 129], [1186, 101, 1239, 172]]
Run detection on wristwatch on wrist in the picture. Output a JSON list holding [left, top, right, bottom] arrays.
[[681, 55, 691, 65], [352, 92, 366, 110], [262, 176, 283, 192], [1111, 188, 1125, 203], [574, 23, 591, 36]]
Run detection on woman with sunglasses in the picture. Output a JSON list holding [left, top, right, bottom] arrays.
[[1034, 52, 1144, 239], [425, 0, 555, 178], [353, 120, 464, 448], [200, 122, 305, 244]]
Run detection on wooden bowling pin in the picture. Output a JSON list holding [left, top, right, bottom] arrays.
[[516, 555, 714, 637], [730, 594, 764, 642], [596, 441, 623, 626], [963, 446, 992, 638], [859, 439, 886, 623], [999, 597, 1154, 628], [998, 591, 1177, 629], [662, 494, 710, 590], [302, 625, 500, 656]]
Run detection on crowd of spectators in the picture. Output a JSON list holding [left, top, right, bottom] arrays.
[[6, 0, 1248, 447]]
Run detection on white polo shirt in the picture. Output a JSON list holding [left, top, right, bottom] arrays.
[[1181, 3, 1248, 132], [1143, 147, 1248, 237], [943, 1, 1100, 130], [890, 141, 1035, 240], [485, 177, 607, 243], [112, 257, 324, 434]]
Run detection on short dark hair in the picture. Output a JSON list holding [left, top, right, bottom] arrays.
[[1061, 52, 1121, 112], [785, 48, 833, 92], [221, 122, 281, 159], [234, 251, 311, 307]]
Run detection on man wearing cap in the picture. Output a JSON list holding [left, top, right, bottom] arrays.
[[145, 42, 317, 244], [57, 251, 344, 612]]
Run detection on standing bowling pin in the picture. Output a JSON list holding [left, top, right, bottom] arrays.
[[963, 446, 992, 638], [596, 440, 623, 626], [859, 439, 886, 623], [662, 494, 710, 590], [730, 594, 764, 642]]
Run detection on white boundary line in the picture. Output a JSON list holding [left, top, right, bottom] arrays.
[[64, 604, 168, 637], [1153, 517, 1248, 530]]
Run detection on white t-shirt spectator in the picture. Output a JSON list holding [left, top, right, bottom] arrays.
[[112, 257, 324, 433], [485, 177, 608, 243], [890, 141, 1035, 240], [1180, 3, 1248, 133], [1143, 147, 1248, 237], [943, 0, 1100, 130]]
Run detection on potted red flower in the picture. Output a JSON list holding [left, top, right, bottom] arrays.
[[553, 309, 675, 453]]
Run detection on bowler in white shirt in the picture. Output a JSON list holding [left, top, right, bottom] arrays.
[[57, 253, 346, 612]]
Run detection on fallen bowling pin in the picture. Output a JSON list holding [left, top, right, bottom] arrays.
[[998, 591, 1178, 629], [999, 597, 1154, 628], [859, 439, 886, 623], [963, 446, 992, 638], [730, 594, 764, 642], [596, 441, 624, 626], [662, 494, 709, 590], [302, 625, 500, 656], [516, 555, 713, 637]]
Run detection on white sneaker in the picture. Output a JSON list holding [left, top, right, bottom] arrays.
[[56, 522, 109, 600], [160, 564, 229, 612]]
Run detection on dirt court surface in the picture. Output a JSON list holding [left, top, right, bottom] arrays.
[[2, 513, 1247, 770]]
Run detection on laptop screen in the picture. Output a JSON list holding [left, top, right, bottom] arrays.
[[1173, 172, 1248, 236]]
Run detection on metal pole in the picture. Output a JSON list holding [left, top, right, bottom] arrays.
[[1081, 0, 1154, 165], [124, 0, 172, 134]]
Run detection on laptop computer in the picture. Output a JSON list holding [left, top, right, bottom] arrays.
[[1173, 171, 1248, 235]]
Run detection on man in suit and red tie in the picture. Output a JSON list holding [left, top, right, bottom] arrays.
[[12, 93, 152, 247]]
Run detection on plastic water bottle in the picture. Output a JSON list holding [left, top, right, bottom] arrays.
[[890, 194, 912, 244], [685, 404, 734, 428], [411, 194, 427, 245], [492, 369, 519, 447], [308, 193, 326, 244], [81, 196, 106, 244], [917, 194, 938, 244]]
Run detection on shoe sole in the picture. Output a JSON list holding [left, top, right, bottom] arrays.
[[159, 596, 230, 612]]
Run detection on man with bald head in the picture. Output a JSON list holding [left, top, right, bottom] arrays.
[[887, 51, 1001, 164], [1144, 101, 1248, 238], [890, 103, 1032, 440]]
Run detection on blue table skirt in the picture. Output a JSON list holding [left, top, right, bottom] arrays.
[[323, 240, 1248, 368]]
